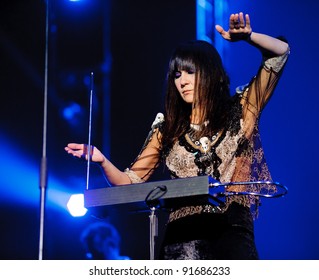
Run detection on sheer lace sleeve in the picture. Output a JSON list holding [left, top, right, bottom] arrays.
[[124, 169, 145, 183], [228, 48, 290, 217], [124, 113, 164, 183], [240, 47, 290, 136]]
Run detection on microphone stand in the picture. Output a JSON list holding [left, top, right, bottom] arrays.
[[38, 0, 50, 260]]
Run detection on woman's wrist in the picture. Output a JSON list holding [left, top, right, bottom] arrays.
[[245, 31, 252, 42]]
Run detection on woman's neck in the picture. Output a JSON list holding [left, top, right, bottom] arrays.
[[190, 108, 203, 124]]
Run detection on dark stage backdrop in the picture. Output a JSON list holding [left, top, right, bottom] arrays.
[[0, 0, 318, 260]]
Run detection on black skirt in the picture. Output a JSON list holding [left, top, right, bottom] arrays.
[[158, 202, 259, 260]]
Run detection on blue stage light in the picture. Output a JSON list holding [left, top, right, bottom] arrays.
[[62, 102, 82, 121], [196, 0, 214, 44], [0, 134, 84, 212], [67, 193, 88, 217]]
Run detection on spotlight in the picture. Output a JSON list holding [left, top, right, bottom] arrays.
[[67, 194, 87, 217]]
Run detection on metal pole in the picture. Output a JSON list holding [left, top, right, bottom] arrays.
[[149, 207, 158, 260], [38, 0, 50, 260]]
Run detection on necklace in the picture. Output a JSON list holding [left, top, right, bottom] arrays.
[[186, 126, 219, 154], [190, 120, 209, 131], [180, 127, 222, 179]]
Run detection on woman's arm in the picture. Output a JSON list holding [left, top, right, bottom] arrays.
[[216, 12, 290, 136], [65, 143, 131, 185], [65, 123, 162, 186], [248, 32, 288, 56]]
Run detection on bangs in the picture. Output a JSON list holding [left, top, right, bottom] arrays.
[[168, 40, 224, 79], [169, 54, 197, 76]]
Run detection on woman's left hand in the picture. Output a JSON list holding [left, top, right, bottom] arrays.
[[215, 12, 252, 42]]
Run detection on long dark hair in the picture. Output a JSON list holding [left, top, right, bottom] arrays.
[[161, 40, 232, 155]]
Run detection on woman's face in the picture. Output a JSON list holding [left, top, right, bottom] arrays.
[[174, 70, 195, 104]]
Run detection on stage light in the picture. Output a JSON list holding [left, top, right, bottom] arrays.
[[62, 102, 82, 121], [67, 193, 88, 217], [196, 0, 228, 58], [196, 0, 214, 43], [61, 101, 87, 130], [0, 134, 85, 213]]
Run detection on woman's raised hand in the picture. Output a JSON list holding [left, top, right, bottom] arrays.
[[215, 12, 252, 42]]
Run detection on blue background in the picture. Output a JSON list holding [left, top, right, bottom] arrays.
[[0, 0, 318, 260]]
